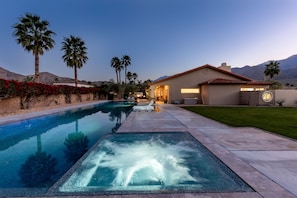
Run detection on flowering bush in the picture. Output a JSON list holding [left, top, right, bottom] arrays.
[[0, 79, 99, 98]]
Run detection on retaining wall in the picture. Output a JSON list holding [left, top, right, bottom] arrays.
[[0, 93, 98, 115]]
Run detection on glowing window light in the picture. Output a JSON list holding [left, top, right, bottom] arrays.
[[255, 88, 265, 91], [240, 88, 254, 91], [181, 88, 199, 94], [241, 88, 265, 91]]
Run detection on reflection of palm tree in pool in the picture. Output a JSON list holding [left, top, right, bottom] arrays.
[[109, 107, 122, 132], [19, 134, 57, 187], [99, 103, 133, 132], [64, 131, 89, 164], [64, 120, 89, 164], [109, 106, 132, 132]]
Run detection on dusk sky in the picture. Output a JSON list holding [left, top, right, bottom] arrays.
[[0, 0, 297, 82]]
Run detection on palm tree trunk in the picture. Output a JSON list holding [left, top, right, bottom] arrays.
[[116, 70, 119, 84], [34, 53, 40, 83], [74, 65, 78, 87], [125, 66, 127, 84]]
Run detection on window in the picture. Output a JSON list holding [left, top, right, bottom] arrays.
[[181, 88, 199, 94], [240, 88, 265, 91], [240, 88, 254, 91], [255, 88, 265, 91]]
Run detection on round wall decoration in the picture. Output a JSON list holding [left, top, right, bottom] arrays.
[[262, 91, 273, 102]]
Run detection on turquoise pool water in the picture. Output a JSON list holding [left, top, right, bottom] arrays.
[[0, 101, 133, 196], [54, 132, 254, 195]]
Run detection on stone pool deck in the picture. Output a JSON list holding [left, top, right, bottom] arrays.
[[117, 104, 297, 198], [1, 102, 297, 198]]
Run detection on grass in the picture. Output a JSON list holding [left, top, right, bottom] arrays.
[[182, 106, 297, 140]]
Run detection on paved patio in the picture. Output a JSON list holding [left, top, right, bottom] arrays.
[[117, 104, 297, 198]]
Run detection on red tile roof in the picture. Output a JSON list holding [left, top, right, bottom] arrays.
[[150, 64, 252, 85]]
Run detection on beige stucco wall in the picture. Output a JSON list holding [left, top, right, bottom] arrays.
[[240, 90, 297, 106], [240, 91, 274, 106], [202, 85, 241, 105], [150, 67, 243, 104], [201, 85, 209, 105], [274, 90, 297, 106]]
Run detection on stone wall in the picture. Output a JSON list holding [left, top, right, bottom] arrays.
[[0, 93, 98, 115]]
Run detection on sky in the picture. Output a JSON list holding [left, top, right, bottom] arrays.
[[0, 0, 297, 82]]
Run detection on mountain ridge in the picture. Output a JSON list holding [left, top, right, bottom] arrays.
[[232, 54, 297, 86], [0, 66, 92, 85]]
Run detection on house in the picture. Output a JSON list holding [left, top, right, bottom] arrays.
[[148, 63, 271, 105]]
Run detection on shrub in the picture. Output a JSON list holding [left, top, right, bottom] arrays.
[[0, 79, 100, 99]]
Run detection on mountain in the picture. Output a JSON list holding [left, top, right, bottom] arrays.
[[0, 66, 108, 87], [153, 75, 169, 82], [232, 54, 297, 86], [38, 72, 73, 84], [0, 66, 77, 84], [0, 67, 25, 81]]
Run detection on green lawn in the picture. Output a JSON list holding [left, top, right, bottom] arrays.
[[182, 106, 297, 140]]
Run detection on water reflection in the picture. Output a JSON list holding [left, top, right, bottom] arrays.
[[1, 102, 134, 192], [100, 103, 132, 133], [1, 102, 133, 151], [64, 121, 89, 164], [19, 134, 57, 187]]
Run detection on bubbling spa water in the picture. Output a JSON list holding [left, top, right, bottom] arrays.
[[58, 132, 253, 194]]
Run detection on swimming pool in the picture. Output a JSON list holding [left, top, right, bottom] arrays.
[[0, 101, 133, 196], [51, 132, 253, 195]]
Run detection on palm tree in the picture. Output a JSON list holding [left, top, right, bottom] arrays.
[[132, 72, 138, 84], [264, 60, 280, 80], [121, 55, 131, 84], [126, 71, 133, 83], [111, 57, 122, 84], [13, 13, 56, 83], [61, 35, 88, 87]]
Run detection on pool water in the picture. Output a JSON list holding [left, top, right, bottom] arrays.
[[0, 101, 133, 196], [56, 132, 253, 195]]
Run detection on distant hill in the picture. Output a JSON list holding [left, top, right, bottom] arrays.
[[0, 67, 25, 81], [153, 75, 169, 82], [232, 54, 297, 86], [0, 66, 94, 85]]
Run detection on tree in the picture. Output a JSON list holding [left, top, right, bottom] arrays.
[[61, 35, 88, 87], [13, 13, 56, 83], [126, 71, 133, 83], [264, 60, 280, 80], [132, 72, 138, 83], [121, 55, 131, 84], [23, 76, 34, 82], [111, 57, 122, 84]]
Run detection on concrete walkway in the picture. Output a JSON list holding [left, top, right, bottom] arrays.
[[118, 104, 297, 198]]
